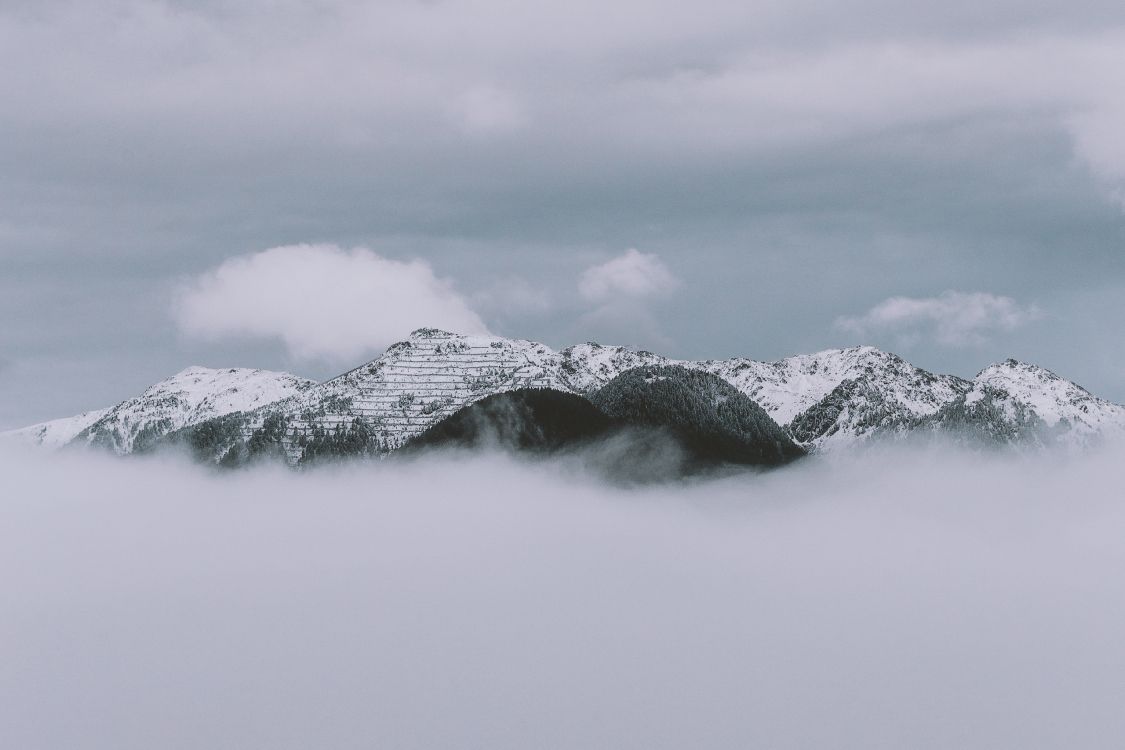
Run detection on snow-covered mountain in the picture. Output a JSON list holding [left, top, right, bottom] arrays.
[[163, 329, 1125, 463], [699, 346, 971, 448], [8, 328, 1123, 461], [70, 366, 317, 454], [1, 408, 110, 449], [564, 342, 971, 447], [920, 359, 1125, 450]]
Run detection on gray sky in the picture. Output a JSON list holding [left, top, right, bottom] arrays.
[[3, 0, 1125, 428]]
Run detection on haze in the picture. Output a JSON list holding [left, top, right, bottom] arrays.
[[3, 443, 1124, 749]]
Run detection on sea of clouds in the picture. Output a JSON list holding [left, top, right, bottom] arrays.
[[3, 442, 1124, 749]]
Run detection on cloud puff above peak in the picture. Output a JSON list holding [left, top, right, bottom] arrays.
[[835, 290, 1041, 347], [173, 244, 488, 362], [579, 249, 679, 302]]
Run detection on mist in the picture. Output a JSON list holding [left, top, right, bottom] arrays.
[[3, 443, 1125, 749]]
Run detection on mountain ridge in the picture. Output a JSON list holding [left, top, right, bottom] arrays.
[[4, 328, 1122, 459], [70, 366, 317, 455]]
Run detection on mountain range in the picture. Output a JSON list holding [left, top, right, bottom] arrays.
[[4, 328, 1123, 468]]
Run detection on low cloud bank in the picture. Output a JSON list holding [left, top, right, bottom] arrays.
[[2, 444, 1125, 749]]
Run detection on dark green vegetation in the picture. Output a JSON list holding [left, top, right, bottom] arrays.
[[407, 389, 612, 454], [295, 418, 380, 465], [155, 410, 383, 467], [589, 366, 805, 468], [151, 412, 256, 466], [407, 366, 804, 475]]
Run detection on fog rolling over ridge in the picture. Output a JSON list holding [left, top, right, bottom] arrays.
[[3, 442, 1125, 749]]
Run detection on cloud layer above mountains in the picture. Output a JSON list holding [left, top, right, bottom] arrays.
[[5, 1, 1125, 183], [4, 443, 1125, 749]]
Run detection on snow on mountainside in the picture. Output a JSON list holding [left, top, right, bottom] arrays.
[[177, 330, 1048, 463], [12, 329, 1125, 461], [560, 342, 969, 447], [923, 359, 1125, 449], [558, 343, 668, 392], [73, 366, 317, 454], [223, 329, 577, 460], [231, 333, 1125, 456], [698, 346, 969, 430], [976, 360, 1125, 437], [0, 408, 110, 448], [780, 348, 972, 448]]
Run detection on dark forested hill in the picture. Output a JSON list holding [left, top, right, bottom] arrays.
[[405, 388, 612, 454], [403, 370, 804, 478], [590, 365, 805, 467]]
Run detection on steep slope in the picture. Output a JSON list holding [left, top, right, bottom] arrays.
[[697, 348, 881, 426], [589, 365, 805, 467], [0, 408, 110, 449], [782, 349, 972, 449], [921, 360, 1125, 449], [74, 366, 317, 454], [701, 347, 971, 451]]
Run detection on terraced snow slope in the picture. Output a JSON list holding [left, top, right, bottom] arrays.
[[74, 366, 317, 454], [246, 330, 574, 455]]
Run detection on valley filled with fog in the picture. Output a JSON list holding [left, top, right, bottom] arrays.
[[2, 443, 1124, 749]]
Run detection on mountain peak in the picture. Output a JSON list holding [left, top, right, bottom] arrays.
[[170, 365, 267, 380], [978, 358, 1044, 376], [963, 358, 1123, 441], [976, 359, 1069, 388], [409, 327, 458, 339]]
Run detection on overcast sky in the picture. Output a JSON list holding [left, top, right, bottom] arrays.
[[3, 0, 1125, 428]]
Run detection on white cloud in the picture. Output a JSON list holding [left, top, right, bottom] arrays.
[[174, 244, 488, 361], [835, 290, 1042, 347], [574, 249, 679, 351], [578, 249, 679, 302]]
